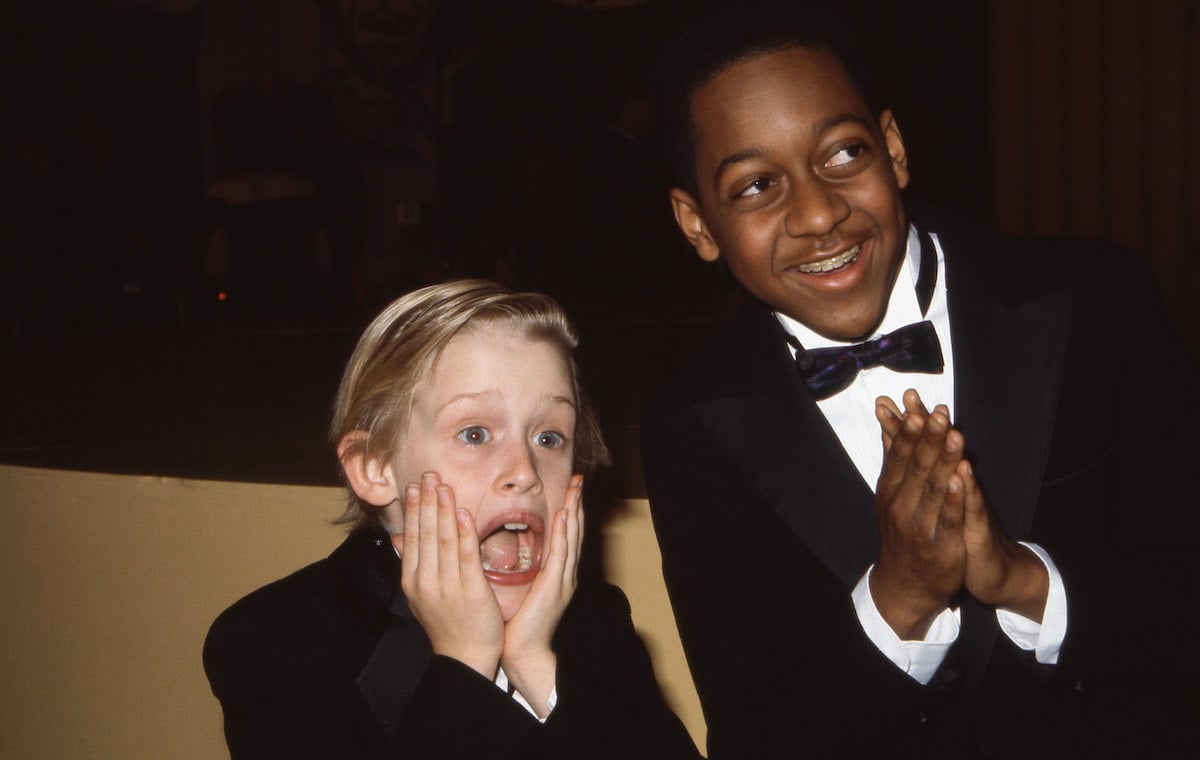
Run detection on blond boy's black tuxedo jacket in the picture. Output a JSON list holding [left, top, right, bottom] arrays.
[[204, 527, 701, 760], [642, 210, 1200, 759]]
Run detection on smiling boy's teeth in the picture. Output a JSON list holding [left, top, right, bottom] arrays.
[[797, 244, 861, 273], [503, 522, 528, 531]]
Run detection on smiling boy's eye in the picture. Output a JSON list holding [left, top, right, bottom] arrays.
[[457, 426, 491, 445], [735, 177, 774, 198], [534, 430, 564, 448], [826, 142, 867, 169]]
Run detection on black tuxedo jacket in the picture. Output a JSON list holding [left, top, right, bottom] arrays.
[[642, 213, 1200, 758], [204, 527, 701, 760]]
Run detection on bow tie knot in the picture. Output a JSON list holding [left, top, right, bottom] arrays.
[[795, 320, 944, 400]]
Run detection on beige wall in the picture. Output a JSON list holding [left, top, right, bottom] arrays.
[[0, 464, 704, 759]]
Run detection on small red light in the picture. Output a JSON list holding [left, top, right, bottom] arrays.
[[217, 291, 227, 301]]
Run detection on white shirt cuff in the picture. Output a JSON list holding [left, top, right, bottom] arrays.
[[851, 566, 960, 685], [995, 542, 1067, 664], [495, 668, 556, 722]]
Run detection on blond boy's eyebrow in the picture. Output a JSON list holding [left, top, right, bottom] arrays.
[[435, 392, 576, 416]]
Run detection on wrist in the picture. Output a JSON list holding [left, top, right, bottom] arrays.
[[868, 569, 948, 640], [996, 546, 1049, 622], [500, 650, 557, 719], [434, 641, 502, 680]]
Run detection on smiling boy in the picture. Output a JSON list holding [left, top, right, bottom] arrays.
[[642, 3, 1200, 757]]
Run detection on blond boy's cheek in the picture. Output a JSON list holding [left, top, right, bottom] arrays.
[[380, 499, 406, 537]]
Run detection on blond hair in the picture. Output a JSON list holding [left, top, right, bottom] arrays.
[[331, 279, 610, 528]]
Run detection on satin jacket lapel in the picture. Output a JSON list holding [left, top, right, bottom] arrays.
[[692, 302, 880, 588], [933, 227, 1072, 697], [329, 528, 433, 744], [942, 230, 1072, 543], [356, 594, 432, 743]]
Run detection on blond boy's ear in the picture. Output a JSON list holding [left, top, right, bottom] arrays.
[[337, 431, 397, 507], [669, 188, 722, 263], [878, 109, 910, 191]]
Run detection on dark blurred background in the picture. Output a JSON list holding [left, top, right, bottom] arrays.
[[2, 0, 1197, 494]]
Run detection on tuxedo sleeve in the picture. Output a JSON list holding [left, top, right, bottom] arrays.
[[531, 583, 703, 760], [1029, 242, 1200, 690], [406, 584, 702, 760], [204, 596, 390, 760], [642, 396, 971, 757], [399, 656, 542, 759]]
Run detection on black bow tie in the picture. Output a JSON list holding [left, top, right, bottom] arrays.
[[795, 320, 944, 400]]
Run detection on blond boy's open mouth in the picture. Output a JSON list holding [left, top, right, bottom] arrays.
[[479, 512, 544, 585]]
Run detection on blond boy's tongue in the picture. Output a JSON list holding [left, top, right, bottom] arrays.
[[480, 530, 531, 573]]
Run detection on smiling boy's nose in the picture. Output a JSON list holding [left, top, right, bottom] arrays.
[[785, 179, 850, 238]]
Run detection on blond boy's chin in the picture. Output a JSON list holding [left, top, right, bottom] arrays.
[[491, 583, 532, 623]]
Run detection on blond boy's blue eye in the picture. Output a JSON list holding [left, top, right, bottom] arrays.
[[534, 431, 563, 448], [457, 426, 490, 445]]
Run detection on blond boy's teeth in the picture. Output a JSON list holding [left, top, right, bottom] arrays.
[[504, 522, 528, 530], [483, 544, 532, 573], [797, 244, 861, 273]]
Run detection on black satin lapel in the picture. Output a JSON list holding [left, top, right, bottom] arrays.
[[935, 229, 1071, 700], [355, 591, 433, 743], [328, 529, 434, 744], [947, 245, 1072, 545], [694, 306, 878, 587]]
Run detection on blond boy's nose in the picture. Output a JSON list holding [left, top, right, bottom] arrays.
[[498, 440, 542, 493]]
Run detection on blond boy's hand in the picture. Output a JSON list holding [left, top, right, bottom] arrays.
[[499, 474, 584, 718], [395, 472, 504, 680]]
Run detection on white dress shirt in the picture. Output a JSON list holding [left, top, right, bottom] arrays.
[[777, 226, 1068, 684], [495, 667, 556, 722]]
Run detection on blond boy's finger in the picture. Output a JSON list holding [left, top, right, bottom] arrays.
[[563, 477, 584, 589], [402, 482, 420, 567], [434, 480, 460, 584], [416, 473, 442, 581]]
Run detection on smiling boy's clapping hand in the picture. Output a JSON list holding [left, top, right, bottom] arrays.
[[871, 390, 1048, 638]]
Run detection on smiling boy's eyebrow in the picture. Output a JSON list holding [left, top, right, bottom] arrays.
[[812, 111, 871, 136], [712, 148, 765, 186]]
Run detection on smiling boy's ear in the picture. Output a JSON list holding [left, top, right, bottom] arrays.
[[670, 188, 722, 263], [338, 431, 398, 507], [878, 109, 910, 191]]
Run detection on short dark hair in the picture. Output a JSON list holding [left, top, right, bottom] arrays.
[[654, 0, 880, 197]]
